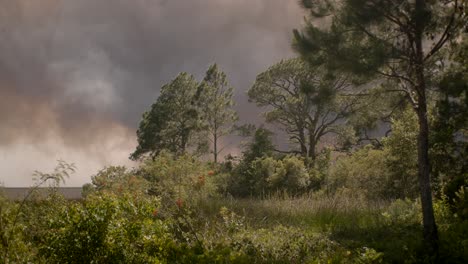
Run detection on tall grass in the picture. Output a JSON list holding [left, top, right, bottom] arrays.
[[195, 189, 391, 230], [192, 190, 436, 263]]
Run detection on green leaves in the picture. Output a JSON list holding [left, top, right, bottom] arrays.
[[251, 156, 312, 194], [131, 72, 200, 160], [196, 64, 238, 162], [249, 58, 355, 158], [40, 192, 162, 263], [132, 64, 238, 162]]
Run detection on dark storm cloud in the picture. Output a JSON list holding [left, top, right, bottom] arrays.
[[0, 0, 304, 147]]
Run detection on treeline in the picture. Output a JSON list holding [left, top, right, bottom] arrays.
[[126, 0, 467, 258], [124, 56, 466, 201]]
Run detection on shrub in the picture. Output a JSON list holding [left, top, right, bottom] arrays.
[[328, 146, 391, 200], [136, 152, 219, 207], [40, 192, 162, 263], [265, 156, 311, 195], [90, 166, 148, 195]]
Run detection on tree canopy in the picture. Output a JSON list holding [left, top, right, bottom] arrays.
[[248, 58, 356, 161], [131, 72, 200, 160], [196, 64, 238, 163]]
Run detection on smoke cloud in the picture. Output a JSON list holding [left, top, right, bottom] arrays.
[[0, 0, 304, 186]]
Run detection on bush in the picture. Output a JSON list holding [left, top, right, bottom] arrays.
[[381, 199, 421, 226], [382, 108, 419, 199], [233, 155, 318, 197], [91, 166, 148, 195], [136, 152, 219, 207], [328, 146, 391, 200], [327, 107, 422, 200], [231, 225, 382, 263], [40, 192, 162, 263]]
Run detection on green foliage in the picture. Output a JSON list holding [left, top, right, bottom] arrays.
[[226, 128, 276, 197], [295, 0, 466, 252], [431, 36, 468, 199], [196, 64, 238, 163], [329, 107, 423, 200], [345, 85, 406, 149], [0, 195, 37, 263], [2, 2, 468, 262], [136, 152, 219, 208], [249, 157, 278, 195], [2, 177, 468, 263], [226, 125, 332, 197], [249, 58, 356, 158], [0, 161, 75, 263], [131, 72, 201, 160], [381, 199, 422, 226], [90, 166, 148, 195], [307, 148, 330, 191], [382, 107, 419, 199], [294, 1, 465, 78], [453, 187, 468, 220], [81, 183, 94, 198], [40, 192, 162, 263], [242, 127, 276, 163], [329, 146, 391, 200], [132, 65, 239, 162], [251, 156, 311, 195], [232, 225, 351, 263]]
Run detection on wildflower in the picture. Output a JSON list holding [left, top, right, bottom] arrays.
[[152, 209, 158, 217], [176, 198, 184, 208], [198, 175, 205, 186], [207, 170, 215, 176]]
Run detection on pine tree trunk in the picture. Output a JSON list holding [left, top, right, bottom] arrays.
[[416, 89, 439, 256], [308, 140, 316, 161], [299, 131, 308, 158], [413, 21, 439, 256], [308, 131, 317, 168], [413, 0, 439, 256], [214, 132, 218, 163]]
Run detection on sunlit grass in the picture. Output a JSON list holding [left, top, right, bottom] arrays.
[[192, 191, 434, 263], [196, 190, 389, 230]]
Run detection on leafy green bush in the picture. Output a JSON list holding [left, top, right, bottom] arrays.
[[90, 166, 148, 195], [328, 146, 391, 200], [2, 156, 467, 263], [381, 199, 421, 226], [137, 152, 219, 206], [40, 192, 162, 263], [0, 161, 74, 263], [232, 225, 349, 263], [252, 156, 311, 195], [0, 194, 37, 263], [453, 187, 468, 220], [382, 108, 419, 199], [328, 108, 423, 200]]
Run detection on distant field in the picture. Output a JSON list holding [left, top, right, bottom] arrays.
[[1, 187, 82, 200]]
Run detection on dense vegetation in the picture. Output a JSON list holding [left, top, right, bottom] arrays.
[[0, 149, 467, 263], [1, 0, 467, 263]]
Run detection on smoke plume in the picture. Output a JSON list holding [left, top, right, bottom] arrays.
[[0, 0, 304, 186]]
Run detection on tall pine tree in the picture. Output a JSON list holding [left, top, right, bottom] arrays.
[[196, 64, 238, 163], [294, 0, 466, 255], [131, 72, 200, 160]]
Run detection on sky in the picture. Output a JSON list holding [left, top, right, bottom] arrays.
[[0, 0, 305, 187]]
